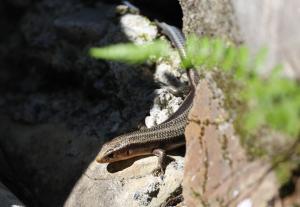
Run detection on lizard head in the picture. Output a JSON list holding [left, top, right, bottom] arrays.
[[96, 136, 151, 163], [96, 139, 125, 163]]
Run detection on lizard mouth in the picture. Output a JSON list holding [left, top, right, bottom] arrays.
[[96, 152, 111, 163], [96, 157, 106, 163]]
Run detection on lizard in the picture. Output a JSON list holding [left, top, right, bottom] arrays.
[[96, 20, 199, 175]]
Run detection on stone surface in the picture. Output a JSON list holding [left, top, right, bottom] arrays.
[[180, 0, 300, 205], [2, 0, 298, 206], [65, 156, 184, 207], [0, 1, 187, 206], [232, 0, 300, 79], [62, 10, 186, 207], [145, 88, 184, 127], [183, 76, 279, 206], [281, 173, 300, 206], [120, 14, 158, 44], [0, 182, 24, 207], [0, 115, 184, 207], [180, 0, 300, 79], [54, 7, 112, 43], [146, 48, 188, 128], [0, 115, 101, 206], [179, 0, 240, 43]]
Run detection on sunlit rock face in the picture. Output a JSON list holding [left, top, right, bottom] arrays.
[[232, 0, 300, 79], [65, 155, 184, 207], [183, 75, 279, 206]]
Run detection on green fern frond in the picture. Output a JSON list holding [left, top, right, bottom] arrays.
[[89, 40, 170, 64], [89, 34, 300, 139]]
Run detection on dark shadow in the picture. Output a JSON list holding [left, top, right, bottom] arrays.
[[163, 72, 187, 88], [132, 0, 183, 27], [279, 164, 300, 198], [0, 0, 184, 206], [100, 0, 183, 27], [107, 156, 148, 173]]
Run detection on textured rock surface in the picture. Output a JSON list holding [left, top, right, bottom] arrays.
[[0, 115, 101, 206], [179, 0, 240, 43], [0, 1, 186, 206], [65, 156, 184, 207], [146, 50, 188, 128], [180, 0, 300, 206], [232, 0, 300, 79], [120, 14, 157, 44], [180, 0, 300, 79], [0, 115, 184, 207], [2, 0, 298, 206], [0, 182, 24, 207], [183, 76, 279, 206]]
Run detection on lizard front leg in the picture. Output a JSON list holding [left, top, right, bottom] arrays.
[[152, 148, 167, 176]]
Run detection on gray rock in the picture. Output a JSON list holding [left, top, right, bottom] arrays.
[[54, 8, 112, 42], [0, 182, 25, 207], [146, 47, 188, 128], [13, 94, 50, 124], [183, 76, 279, 207], [232, 0, 300, 78], [65, 156, 184, 207], [120, 14, 158, 44], [179, 0, 240, 42], [145, 88, 185, 128], [0, 2, 186, 207], [133, 181, 160, 206]]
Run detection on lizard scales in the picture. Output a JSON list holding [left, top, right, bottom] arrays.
[[96, 21, 199, 172]]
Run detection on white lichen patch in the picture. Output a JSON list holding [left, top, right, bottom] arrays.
[[154, 51, 183, 84], [133, 181, 161, 206], [120, 14, 157, 44], [120, 12, 188, 129], [145, 88, 184, 128], [145, 49, 188, 128]]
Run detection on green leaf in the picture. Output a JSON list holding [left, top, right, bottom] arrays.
[[89, 40, 170, 64], [222, 47, 236, 71], [89, 33, 300, 139], [253, 47, 268, 72]]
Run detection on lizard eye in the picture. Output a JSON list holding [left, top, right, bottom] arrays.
[[107, 153, 114, 159]]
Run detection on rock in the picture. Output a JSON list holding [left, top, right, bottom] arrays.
[[0, 182, 24, 207], [115, 10, 189, 129], [54, 7, 113, 43], [145, 88, 185, 128], [179, 0, 240, 42], [146, 41, 188, 128], [180, 0, 300, 79], [0, 3, 187, 206], [231, 0, 300, 79], [0, 115, 102, 206], [281, 170, 300, 206], [65, 156, 184, 207], [120, 14, 158, 44], [12, 94, 50, 124], [183, 75, 279, 206]]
